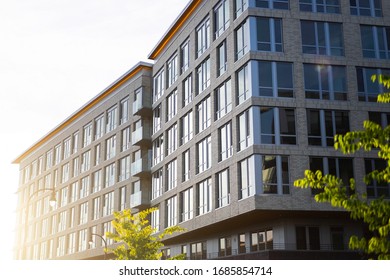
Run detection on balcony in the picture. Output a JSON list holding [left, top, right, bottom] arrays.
[[133, 88, 152, 116], [130, 191, 150, 209], [131, 151, 152, 177], [131, 125, 151, 146]]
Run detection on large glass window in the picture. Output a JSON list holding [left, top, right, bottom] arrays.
[[260, 107, 296, 145], [256, 17, 283, 52], [166, 196, 177, 227], [304, 64, 347, 100], [219, 122, 233, 162], [105, 163, 116, 188], [166, 159, 177, 191], [81, 150, 91, 173], [217, 169, 230, 208], [61, 163, 69, 183], [105, 135, 116, 160], [79, 202, 88, 225], [92, 170, 102, 193], [250, 229, 273, 251], [181, 39, 190, 73], [196, 17, 210, 58], [166, 123, 178, 155], [152, 169, 164, 200], [219, 237, 232, 257], [153, 104, 162, 133], [262, 155, 290, 194], [63, 138, 71, 160], [119, 156, 131, 182], [214, 0, 230, 38], [299, 0, 340, 13], [72, 132, 79, 154], [153, 134, 164, 166], [181, 111, 193, 145], [121, 126, 131, 152], [196, 96, 211, 133], [80, 176, 90, 199], [217, 41, 227, 77], [166, 90, 178, 121], [95, 115, 104, 140], [92, 197, 100, 220], [235, 0, 248, 18], [183, 75, 193, 107], [256, 0, 288, 9], [301, 21, 344, 56], [190, 241, 207, 260], [197, 136, 212, 174], [361, 25, 390, 59], [365, 159, 389, 198], [238, 109, 253, 151], [151, 207, 160, 232], [167, 55, 178, 88], [237, 63, 251, 104], [296, 226, 320, 250], [119, 98, 129, 125], [182, 149, 191, 182], [196, 58, 211, 94], [309, 157, 354, 194], [106, 106, 118, 133], [103, 191, 114, 217], [197, 178, 212, 215], [78, 229, 88, 252], [54, 145, 61, 165], [215, 79, 232, 120], [239, 156, 256, 199], [357, 67, 390, 102], [307, 109, 350, 146], [369, 111, 390, 128], [180, 187, 193, 222], [350, 0, 382, 17], [153, 69, 165, 103], [236, 19, 249, 60], [259, 61, 293, 98]]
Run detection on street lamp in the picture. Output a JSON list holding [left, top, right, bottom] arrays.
[[89, 233, 108, 260], [23, 187, 56, 259]]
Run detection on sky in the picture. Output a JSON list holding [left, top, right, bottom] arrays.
[[0, 0, 188, 261]]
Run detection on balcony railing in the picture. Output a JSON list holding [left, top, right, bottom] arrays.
[[133, 90, 152, 116], [131, 126, 151, 146], [131, 152, 152, 177], [184, 242, 355, 260], [130, 191, 150, 209]]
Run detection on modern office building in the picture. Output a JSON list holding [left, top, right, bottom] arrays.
[[13, 0, 390, 260]]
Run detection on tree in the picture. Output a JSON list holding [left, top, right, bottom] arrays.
[[105, 208, 185, 260], [294, 75, 390, 260]]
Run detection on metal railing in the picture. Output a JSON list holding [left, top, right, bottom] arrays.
[[186, 242, 352, 260]]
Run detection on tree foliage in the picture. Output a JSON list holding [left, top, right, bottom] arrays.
[[105, 208, 185, 260], [294, 75, 390, 260]]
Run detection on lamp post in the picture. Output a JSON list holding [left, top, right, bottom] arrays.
[[89, 233, 108, 260], [22, 187, 56, 259]]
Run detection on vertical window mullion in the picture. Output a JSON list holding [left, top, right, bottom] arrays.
[[373, 26, 380, 58], [271, 62, 278, 97], [320, 110, 327, 147], [324, 22, 331, 55], [331, 111, 337, 141], [276, 156, 282, 194], [327, 66, 334, 100], [270, 18, 276, 52], [274, 108, 281, 145], [314, 22, 320, 54]]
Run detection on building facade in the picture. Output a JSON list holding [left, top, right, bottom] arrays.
[[13, 0, 390, 260]]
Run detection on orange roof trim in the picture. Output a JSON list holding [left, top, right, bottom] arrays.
[[13, 63, 152, 164], [148, 0, 202, 60]]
